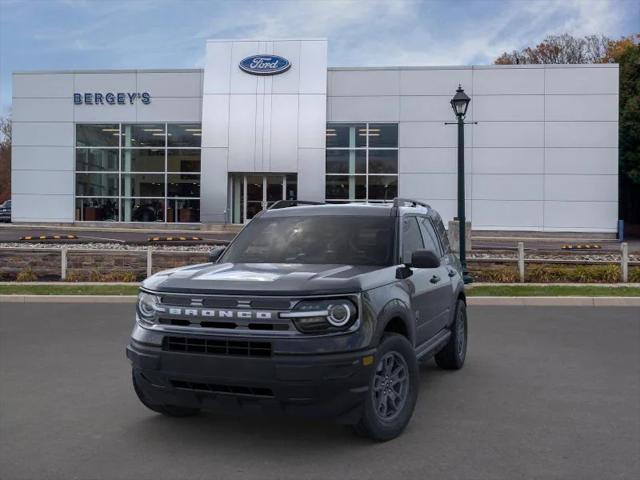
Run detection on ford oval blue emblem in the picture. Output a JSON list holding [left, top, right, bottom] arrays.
[[239, 55, 291, 75]]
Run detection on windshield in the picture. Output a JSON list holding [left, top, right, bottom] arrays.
[[222, 215, 396, 266]]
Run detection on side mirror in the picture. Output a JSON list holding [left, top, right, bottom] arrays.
[[410, 249, 440, 269], [208, 245, 226, 263]]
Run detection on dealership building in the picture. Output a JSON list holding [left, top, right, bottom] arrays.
[[11, 39, 619, 231]]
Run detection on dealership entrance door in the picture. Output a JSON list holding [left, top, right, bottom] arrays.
[[229, 174, 297, 223]]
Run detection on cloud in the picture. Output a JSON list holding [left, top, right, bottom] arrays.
[[0, 0, 637, 114], [189, 0, 632, 67]]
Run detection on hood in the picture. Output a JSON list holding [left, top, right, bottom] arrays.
[[142, 262, 396, 296]]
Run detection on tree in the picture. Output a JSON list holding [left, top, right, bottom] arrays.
[[495, 34, 610, 65], [495, 33, 640, 228], [0, 115, 10, 203], [609, 36, 640, 228], [606, 36, 640, 183]]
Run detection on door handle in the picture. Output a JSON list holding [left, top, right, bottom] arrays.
[[430, 275, 441, 284], [447, 269, 456, 277]]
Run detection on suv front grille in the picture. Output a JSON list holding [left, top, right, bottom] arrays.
[[160, 295, 238, 308], [157, 318, 290, 331], [171, 380, 274, 397], [163, 336, 272, 357], [158, 295, 293, 310]]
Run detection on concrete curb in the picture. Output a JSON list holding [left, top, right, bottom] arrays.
[[0, 295, 137, 303], [467, 296, 640, 306], [0, 281, 139, 286], [1, 295, 639, 306], [0, 223, 240, 235], [467, 282, 640, 288]]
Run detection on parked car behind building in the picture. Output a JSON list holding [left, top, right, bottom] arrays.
[[0, 200, 11, 222]]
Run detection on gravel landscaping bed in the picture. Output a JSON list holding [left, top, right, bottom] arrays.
[[469, 251, 640, 262], [0, 242, 221, 252], [2, 241, 638, 262]]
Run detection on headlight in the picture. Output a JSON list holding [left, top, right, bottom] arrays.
[[137, 291, 160, 324], [281, 298, 358, 334]]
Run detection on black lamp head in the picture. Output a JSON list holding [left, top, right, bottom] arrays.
[[451, 84, 471, 118]]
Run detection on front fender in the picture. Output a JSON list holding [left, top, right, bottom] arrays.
[[363, 281, 415, 348], [376, 299, 415, 346]]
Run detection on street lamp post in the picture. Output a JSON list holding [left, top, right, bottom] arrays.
[[449, 85, 473, 284]]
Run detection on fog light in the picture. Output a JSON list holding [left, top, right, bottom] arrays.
[[362, 355, 374, 366]]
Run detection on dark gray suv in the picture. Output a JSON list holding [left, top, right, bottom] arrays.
[[127, 199, 467, 441]]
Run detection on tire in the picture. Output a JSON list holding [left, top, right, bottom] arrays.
[[353, 333, 419, 441], [132, 370, 200, 418], [435, 300, 467, 370]]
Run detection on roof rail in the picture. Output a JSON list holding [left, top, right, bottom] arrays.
[[268, 200, 324, 210], [391, 198, 431, 209]]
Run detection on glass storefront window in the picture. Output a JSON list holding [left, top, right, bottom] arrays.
[[167, 149, 200, 172], [168, 174, 200, 197], [368, 124, 398, 148], [121, 198, 165, 222], [326, 123, 398, 202], [121, 149, 165, 172], [229, 174, 297, 224], [75, 123, 201, 222], [76, 173, 119, 197], [76, 124, 120, 147], [168, 124, 202, 147], [285, 174, 297, 201], [369, 150, 398, 174], [75, 198, 119, 221], [326, 150, 366, 174], [326, 123, 366, 148], [167, 199, 200, 223], [368, 176, 398, 200], [326, 175, 366, 200], [121, 174, 165, 197], [75, 149, 118, 171], [121, 124, 166, 147]]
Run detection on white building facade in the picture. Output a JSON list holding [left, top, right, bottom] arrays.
[[11, 38, 619, 232]]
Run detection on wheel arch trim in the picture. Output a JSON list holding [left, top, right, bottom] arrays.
[[375, 299, 415, 347]]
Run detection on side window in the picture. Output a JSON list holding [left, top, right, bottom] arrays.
[[401, 217, 424, 264], [419, 217, 443, 257], [431, 212, 451, 254]]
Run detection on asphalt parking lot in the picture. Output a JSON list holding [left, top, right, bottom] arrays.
[[1, 304, 638, 480]]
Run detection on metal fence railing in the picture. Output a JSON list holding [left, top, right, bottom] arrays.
[[0, 243, 637, 283]]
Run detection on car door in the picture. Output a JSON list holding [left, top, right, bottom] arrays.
[[400, 216, 441, 346], [418, 216, 453, 336]]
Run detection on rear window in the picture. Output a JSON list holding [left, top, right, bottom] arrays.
[[222, 215, 396, 266]]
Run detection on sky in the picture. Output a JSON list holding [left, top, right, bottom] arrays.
[[0, 0, 639, 114]]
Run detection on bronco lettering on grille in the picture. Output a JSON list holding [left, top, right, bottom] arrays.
[[159, 307, 273, 320]]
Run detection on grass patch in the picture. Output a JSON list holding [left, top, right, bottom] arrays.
[[0, 284, 139, 296], [468, 285, 640, 297]]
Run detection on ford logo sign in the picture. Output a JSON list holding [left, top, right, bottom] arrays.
[[239, 55, 291, 75]]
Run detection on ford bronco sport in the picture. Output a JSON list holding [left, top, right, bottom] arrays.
[[127, 198, 468, 441]]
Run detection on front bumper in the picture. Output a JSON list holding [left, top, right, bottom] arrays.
[[126, 327, 376, 423]]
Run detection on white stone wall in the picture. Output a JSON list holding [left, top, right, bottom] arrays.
[[11, 58, 618, 232], [200, 39, 328, 223], [328, 64, 619, 232], [11, 69, 203, 222]]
